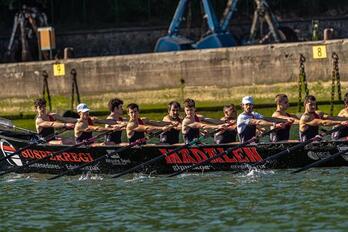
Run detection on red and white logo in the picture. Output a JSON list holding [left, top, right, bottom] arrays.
[[0, 139, 23, 166]]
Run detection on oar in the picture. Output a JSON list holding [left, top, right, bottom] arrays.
[[0, 128, 69, 164], [48, 130, 163, 180], [168, 127, 278, 177], [234, 125, 346, 173], [293, 146, 348, 174], [0, 131, 112, 177], [0, 117, 36, 134], [111, 126, 231, 179]]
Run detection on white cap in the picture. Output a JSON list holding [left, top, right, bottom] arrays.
[[76, 103, 90, 113], [242, 96, 254, 105]]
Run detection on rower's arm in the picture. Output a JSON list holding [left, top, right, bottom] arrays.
[[198, 116, 225, 125], [338, 109, 348, 117], [142, 117, 171, 126], [74, 121, 91, 134], [190, 122, 227, 131], [93, 118, 117, 125], [262, 116, 288, 123], [53, 114, 78, 123], [127, 122, 146, 133], [271, 112, 300, 124], [163, 116, 182, 130], [220, 117, 237, 130], [322, 115, 348, 121], [36, 118, 66, 129], [182, 118, 196, 134], [249, 119, 274, 127], [300, 117, 341, 128]]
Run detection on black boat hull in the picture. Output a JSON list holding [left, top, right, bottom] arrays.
[[1, 132, 348, 175]]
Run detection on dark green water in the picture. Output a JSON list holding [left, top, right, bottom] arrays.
[[1, 169, 348, 231]]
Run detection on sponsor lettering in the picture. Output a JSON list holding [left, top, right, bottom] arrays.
[[105, 158, 131, 165], [307, 151, 331, 160], [21, 149, 94, 163], [160, 147, 263, 164]]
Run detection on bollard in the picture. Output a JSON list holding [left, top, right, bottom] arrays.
[[323, 28, 334, 42], [64, 47, 74, 59]]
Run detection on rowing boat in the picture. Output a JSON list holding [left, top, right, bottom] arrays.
[[0, 130, 348, 175]]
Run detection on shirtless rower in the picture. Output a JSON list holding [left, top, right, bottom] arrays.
[[160, 101, 182, 144], [34, 98, 76, 144], [300, 95, 348, 142], [237, 96, 287, 143], [214, 104, 238, 144], [74, 103, 122, 143], [182, 98, 228, 144], [270, 94, 299, 142], [105, 98, 127, 145], [127, 103, 173, 144], [332, 93, 348, 140]]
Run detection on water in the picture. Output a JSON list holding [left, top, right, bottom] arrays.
[[1, 168, 348, 231]]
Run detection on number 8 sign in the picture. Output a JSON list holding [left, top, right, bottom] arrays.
[[312, 45, 327, 59]]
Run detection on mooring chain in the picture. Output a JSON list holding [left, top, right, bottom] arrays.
[[298, 54, 309, 112], [42, 70, 52, 111], [70, 69, 81, 110], [330, 52, 342, 115]]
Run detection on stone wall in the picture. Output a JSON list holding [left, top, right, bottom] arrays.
[[0, 39, 347, 98]]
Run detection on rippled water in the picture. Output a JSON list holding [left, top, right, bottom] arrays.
[[1, 168, 348, 231]]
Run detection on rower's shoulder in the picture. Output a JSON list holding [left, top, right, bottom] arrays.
[[182, 117, 193, 124], [338, 108, 348, 117], [127, 119, 137, 128], [106, 114, 114, 120], [76, 118, 86, 124], [162, 115, 171, 122], [300, 112, 312, 121]]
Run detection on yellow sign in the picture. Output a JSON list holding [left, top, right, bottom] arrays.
[[312, 45, 327, 59], [53, 63, 65, 76]]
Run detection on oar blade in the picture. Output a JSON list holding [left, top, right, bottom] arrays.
[[0, 117, 13, 129]]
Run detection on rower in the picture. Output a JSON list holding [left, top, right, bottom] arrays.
[[160, 101, 182, 144], [34, 98, 76, 144], [237, 96, 286, 143], [300, 95, 348, 142], [182, 98, 228, 144], [214, 104, 237, 144], [270, 94, 299, 142], [105, 98, 127, 145], [333, 93, 348, 140], [74, 103, 121, 143], [126, 103, 173, 144]]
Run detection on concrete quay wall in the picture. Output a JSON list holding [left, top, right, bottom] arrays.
[[0, 39, 347, 98]]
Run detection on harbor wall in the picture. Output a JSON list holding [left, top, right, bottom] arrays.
[[0, 39, 347, 98]]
